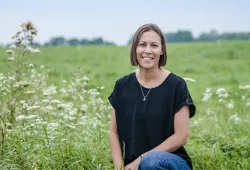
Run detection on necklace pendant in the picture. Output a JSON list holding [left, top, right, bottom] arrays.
[[143, 97, 146, 101]]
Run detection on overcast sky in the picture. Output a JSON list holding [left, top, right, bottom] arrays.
[[1, 0, 250, 45]]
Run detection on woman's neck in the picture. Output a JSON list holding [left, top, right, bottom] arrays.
[[137, 67, 162, 83]]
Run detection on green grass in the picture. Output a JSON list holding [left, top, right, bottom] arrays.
[[0, 40, 250, 169]]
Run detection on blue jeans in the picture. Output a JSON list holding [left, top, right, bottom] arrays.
[[138, 151, 191, 170]]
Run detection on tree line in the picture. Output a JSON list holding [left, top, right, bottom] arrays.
[[42, 37, 115, 46], [2, 29, 249, 47], [127, 29, 250, 44]]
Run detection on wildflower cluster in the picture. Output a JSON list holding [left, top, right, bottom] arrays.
[[5, 21, 40, 62]]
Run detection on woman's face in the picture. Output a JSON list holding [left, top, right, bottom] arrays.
[[136, 30, 163, 70]]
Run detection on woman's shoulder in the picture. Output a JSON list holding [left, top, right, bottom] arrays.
[[166, 71, 187, 86], [114, 71, 136, 87]]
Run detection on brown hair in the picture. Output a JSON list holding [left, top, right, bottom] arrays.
[[130, 23, 167, 67]]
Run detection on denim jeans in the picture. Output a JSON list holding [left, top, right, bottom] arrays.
[[138, 151, 191, 170]]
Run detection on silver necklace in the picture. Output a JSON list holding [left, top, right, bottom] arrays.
[[140, 85, 151, 101]]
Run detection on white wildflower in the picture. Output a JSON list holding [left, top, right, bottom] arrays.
[[21, 23, 28, 31], [42, 99, 50, 103], [40, 65, 45, 69], [205, 108, 213, 115], [44, 106, 54, 112], [24, 90, 35, 94], [183, 77, 196, 82], [22, 102, 28, 109], [6, 49, 14, 55], [62, 80, 67, 83], [193, 120, 199, 126], [26, 106, 40, 110], [29, 64, 34, 68], [59, 88, 67, 94], [24, 46, 33, 53], [78, 116, 88, 125], [216, 88, 229, 98], [0, 74, 5, 80], [9, 44, 16, 50], [229, 114, 241, 124], [67, 124, 76, 129], [100, 86, 105, 90], [15, 81, 29, 87], [205, 88, 211, 93], [241, 96, 246, 100], [81, 104, 88, 112], [16, 115, 26, 121], [63, 115, 75, 121], [7, 57, 15, 61], [50, 100, 61, 104], [69, 108, 77, 115], [88, 89, 100, 95], [49, 136, 55, 140], [239, 85, 250, 90], [226, 100, 234, 109], [26, 115, 37, 119], [8, 76, 15, 81], [58, 103, 71, 109], [21, 39, 30, 46], [43, 85, 57, 95], [48, 122, 59, 128], [83, 76, 89, 82], [20, 100, 26, 104], [226, 103, 234, 109], [202, 88, 212, 102], [219, 99, 225, 103], [31, 48, 41, 54], [246, 102, 250, 106], [21, 21, 35, 31], [79, 95, 84, 101]]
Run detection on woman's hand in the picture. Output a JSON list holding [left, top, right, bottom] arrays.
[[124, 157, 141, 170]]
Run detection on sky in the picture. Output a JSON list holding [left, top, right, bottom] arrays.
[[1, 0, 250, 46]]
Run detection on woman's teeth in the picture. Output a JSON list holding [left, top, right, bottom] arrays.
[[142, 57, 153, 60]]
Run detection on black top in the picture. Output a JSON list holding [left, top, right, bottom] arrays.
[[108, 71, 196, 169]]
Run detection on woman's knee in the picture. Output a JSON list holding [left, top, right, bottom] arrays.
[[138, 151, 190, 170], [138, 151, 165, 169]]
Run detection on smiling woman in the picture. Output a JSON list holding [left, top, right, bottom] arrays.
[[108, 23, 196, 170], [135, 30, 163, 70]]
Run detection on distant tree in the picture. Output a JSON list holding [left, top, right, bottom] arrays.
[[31, 41, 41, 47], [91, 37, 104, 45], [44, 36, 67, 46], [80, 38, 90, 45], [68, 38, 80, 46], [165, 30, 194, 42], [197, 29, 219, 41], [219, 32, 250, 41]]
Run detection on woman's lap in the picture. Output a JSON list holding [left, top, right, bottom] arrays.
[[138, 151, 191, 170]]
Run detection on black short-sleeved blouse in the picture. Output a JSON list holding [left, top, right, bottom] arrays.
[[108, 71, 196, 169]]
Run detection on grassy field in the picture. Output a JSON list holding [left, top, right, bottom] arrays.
[[0, 41, 250, 169]]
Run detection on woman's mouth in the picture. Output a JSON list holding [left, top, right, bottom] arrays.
[[142, 56, 154, 60]]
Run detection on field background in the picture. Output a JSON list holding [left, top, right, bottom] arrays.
[[0, 41, 250, 169], [2, 41, 250, 100]]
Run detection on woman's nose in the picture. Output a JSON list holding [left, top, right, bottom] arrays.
[[145, 45, 152, 54]]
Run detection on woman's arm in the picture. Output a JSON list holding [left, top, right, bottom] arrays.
[[141, 105, 190, 156], [109, 108, 124, 170]]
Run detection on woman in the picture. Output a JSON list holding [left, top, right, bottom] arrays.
[[108, 23, 196, 170]]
